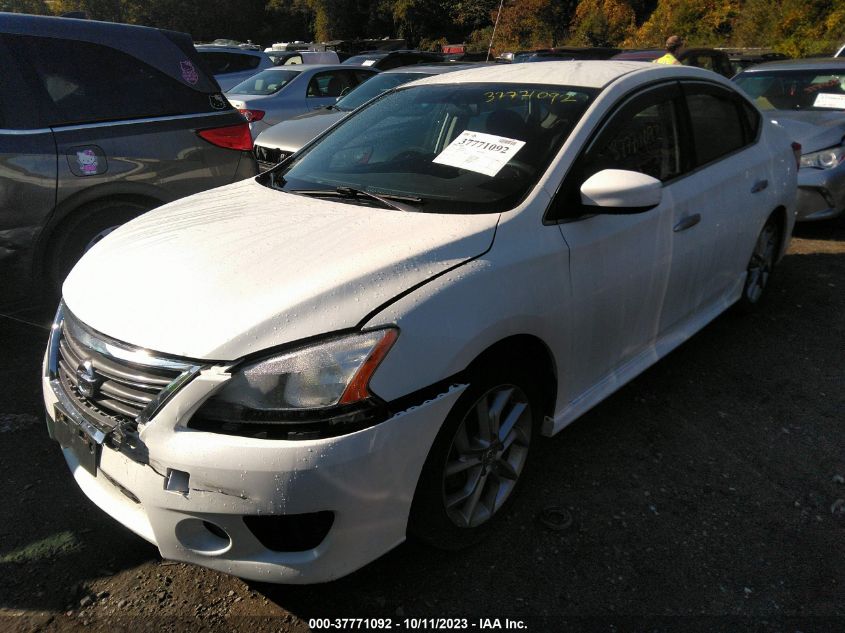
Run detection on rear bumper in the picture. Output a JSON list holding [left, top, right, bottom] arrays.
[[43, 363, 464, 583]]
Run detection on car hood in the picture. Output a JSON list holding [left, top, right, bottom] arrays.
[[770, 110, 845, 153], [254, 109, 347, 153], [63, 178, 499, 361]]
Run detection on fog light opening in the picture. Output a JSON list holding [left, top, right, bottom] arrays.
[[174, 518, 232, 555]]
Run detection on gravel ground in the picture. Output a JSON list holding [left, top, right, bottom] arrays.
[[0, 221, 842, 633]]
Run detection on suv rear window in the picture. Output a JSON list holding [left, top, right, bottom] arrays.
[[199, 51, 261, 75], [6, 34, 215, 126]]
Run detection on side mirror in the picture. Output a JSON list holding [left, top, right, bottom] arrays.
[[580, 169, 662, 213]]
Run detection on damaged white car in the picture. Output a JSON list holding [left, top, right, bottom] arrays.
[[44, 61, 796, 583]]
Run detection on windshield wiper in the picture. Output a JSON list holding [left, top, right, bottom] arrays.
[[289, 187, 422, 212]]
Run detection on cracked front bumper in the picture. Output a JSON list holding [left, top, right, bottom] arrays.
[[42, 365, 465, 583], [796, 165, 845, 221]]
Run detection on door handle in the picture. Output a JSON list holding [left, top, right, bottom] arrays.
[[673, 213, 701, 232], [751, 179, 769, 193]]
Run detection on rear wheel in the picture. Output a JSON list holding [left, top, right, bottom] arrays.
[[408, 365, 541, 549], [48, 199, 150, 299], [737, 215, 781, 312]]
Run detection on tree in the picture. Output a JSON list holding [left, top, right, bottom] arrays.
[[1, 0, 50, 14], [629, 0, 738, 47], [571, 0, 636, 46]]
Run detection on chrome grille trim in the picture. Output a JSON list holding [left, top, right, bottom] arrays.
[[47, 304, 205, 434], [253, 145, 291, 172]]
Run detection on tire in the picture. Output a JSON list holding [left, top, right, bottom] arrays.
[[736, 214, 782, 313], [408, 364, 542, 550], [47, 199, 150, 299]]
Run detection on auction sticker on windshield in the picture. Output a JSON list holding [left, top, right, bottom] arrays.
[[813, 93, 845, 109], [433, 130, 526, 177]]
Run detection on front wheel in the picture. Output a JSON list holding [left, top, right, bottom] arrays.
[[408, 365, 541, 549], [737, 216, 781, 312]]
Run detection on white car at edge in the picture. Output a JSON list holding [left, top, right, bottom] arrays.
[[42, 61, 797, 584]]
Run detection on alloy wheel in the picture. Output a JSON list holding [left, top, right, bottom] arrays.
[[745, 222, 778, 304], [441, 384, 532, 528]]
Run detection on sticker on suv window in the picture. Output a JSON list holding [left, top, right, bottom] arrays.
[[433, 130, 526, 177], [813, 93, 845, 109], [180, 60, 199, 85]]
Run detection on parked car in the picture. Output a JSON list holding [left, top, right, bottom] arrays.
[[0, 13, 256, 303], [522, 47, 621, 62], [734, 58, 845, 221], [612, 48, 734, 78], [718, 48, 790, 75], [266, 50, 339, 66], [195, 45, 274, 91], [253, 63, 479, 171], [43, 61, 796, 584], [226, 64, 378, 139], [342, 49, 444, 70]]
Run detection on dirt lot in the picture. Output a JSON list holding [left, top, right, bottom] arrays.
[[0, 222, 843, 633]]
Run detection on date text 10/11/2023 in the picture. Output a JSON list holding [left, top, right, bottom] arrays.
[[308, 617, 529, 630]]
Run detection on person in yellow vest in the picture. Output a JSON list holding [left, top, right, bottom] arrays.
[[654, 36, 684, 65]]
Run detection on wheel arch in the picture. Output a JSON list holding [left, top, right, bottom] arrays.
[[462, 333, 558, 421]]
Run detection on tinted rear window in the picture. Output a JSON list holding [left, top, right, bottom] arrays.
[[7, 35, 217, 126], [199, 51, 261, 75]]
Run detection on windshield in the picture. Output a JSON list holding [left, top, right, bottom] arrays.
[[229, 69, 300, 95], [261, 82, 598, 214], [335, 72, 432, 111], [735, 69, 845, 111]]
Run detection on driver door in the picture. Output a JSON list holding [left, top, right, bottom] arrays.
[[547, 82, 691, 398]]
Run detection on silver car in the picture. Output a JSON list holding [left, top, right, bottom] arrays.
[[253, 64, 480, 171], [735, 59, 845, 221], [226, 65, 378, 140]]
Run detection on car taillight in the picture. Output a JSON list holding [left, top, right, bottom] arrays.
[[791, 141, 802, 169], [197, 123, 253, 152], [238, 109, 265, 123]]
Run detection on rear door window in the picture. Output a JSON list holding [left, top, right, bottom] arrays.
[[683, 83, 749, 166], [7, 35, 214, 126]]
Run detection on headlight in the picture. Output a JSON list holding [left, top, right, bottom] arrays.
[[800, 145, 845, 169], [190, 329, 398, 439]]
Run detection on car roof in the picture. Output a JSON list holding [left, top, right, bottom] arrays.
[[0, 11, 217, 93], [737, 58, 845, 72], [382, 62, 482, 75], [258, 63, 362, 73], [410, 60, 692, 89]]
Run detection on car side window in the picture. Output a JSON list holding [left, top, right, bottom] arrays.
[[548, 83, 685, 221], [6, 35, 212, 127], [307, 71, 353, 98], [581, 95, 682, 183], [683, 84, 748, 166]]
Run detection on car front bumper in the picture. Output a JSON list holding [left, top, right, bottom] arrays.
[[42, 355, 465, 584], [795, 164, 845, 221]]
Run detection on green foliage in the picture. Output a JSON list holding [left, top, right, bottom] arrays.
[[0, 0, 50, 13], [571, 0, 636, 46], [23, 0, 845, 57]]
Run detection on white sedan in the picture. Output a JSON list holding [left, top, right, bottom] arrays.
[[43, 62, 797, 584]]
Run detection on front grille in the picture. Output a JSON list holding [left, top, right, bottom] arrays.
[[253, 144, 291, 172], [55, 316, 187, 428]]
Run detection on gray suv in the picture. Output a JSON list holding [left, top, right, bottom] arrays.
[[0, 13, 256, 302]]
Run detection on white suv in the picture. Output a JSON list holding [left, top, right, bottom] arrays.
[[43, 62, 797, 584]]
